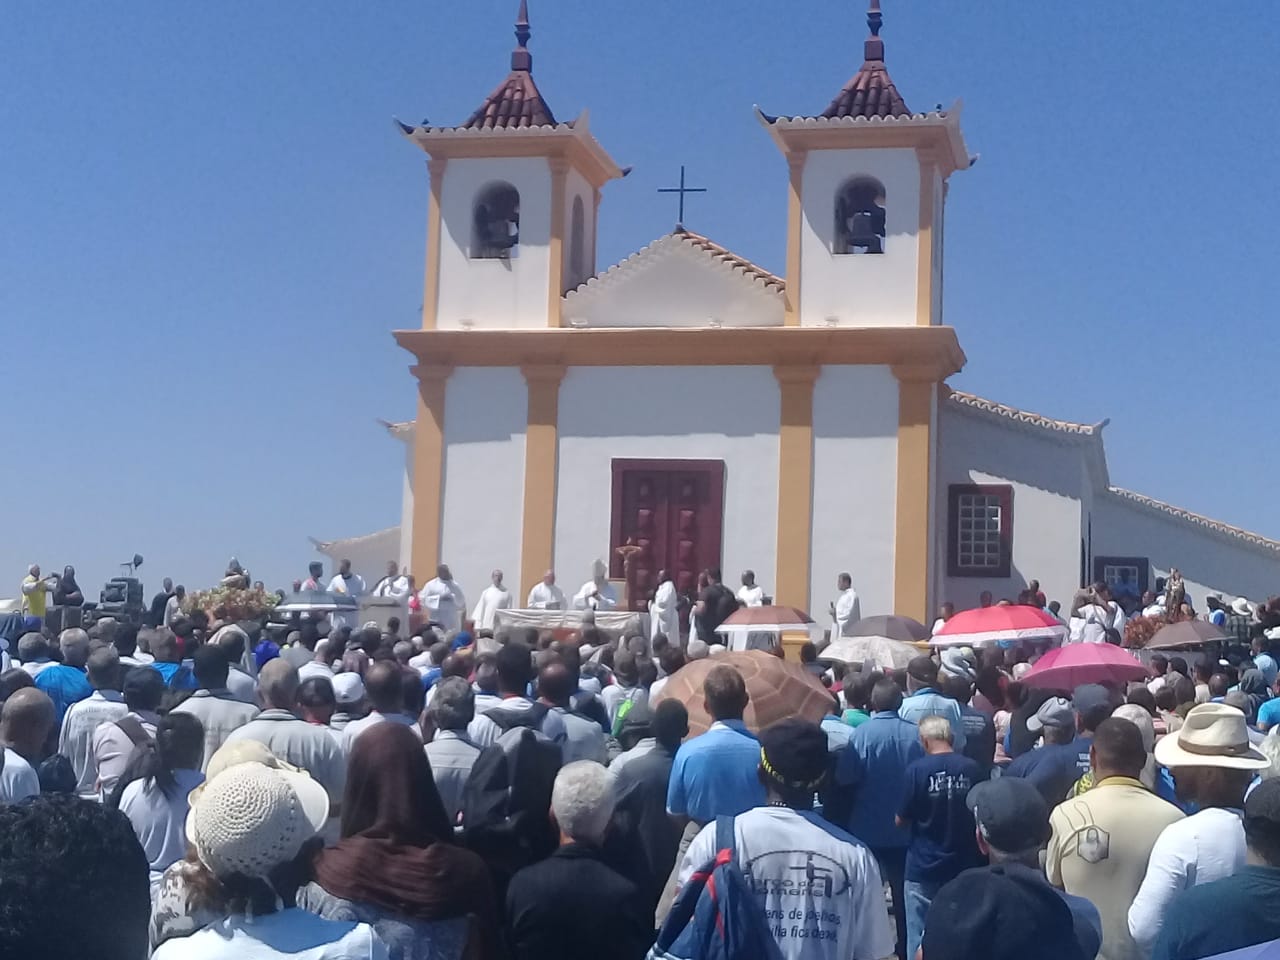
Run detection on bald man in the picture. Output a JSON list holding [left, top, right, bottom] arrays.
[[527, 570, 566, 611], [224, 659, 346, 814], [0, 688, 54, 802]]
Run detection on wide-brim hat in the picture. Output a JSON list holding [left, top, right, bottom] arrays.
[[1232, 597, 1254, 617], [1154, 703, 1270, 771]]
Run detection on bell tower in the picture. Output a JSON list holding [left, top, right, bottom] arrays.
[[758, 0, 971, 328], [400, 2, 623, 331]]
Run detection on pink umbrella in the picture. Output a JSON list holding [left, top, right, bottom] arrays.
[[931, 605, 1067, 647], [1022, 644, 1149, 691]]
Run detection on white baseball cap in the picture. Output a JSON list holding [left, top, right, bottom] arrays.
[[331, 672, 365, 706]]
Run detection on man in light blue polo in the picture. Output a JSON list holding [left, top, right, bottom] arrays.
[[837, 677, 924, 960], [659, 664, 763, 921], [900, 655, 966, 753]]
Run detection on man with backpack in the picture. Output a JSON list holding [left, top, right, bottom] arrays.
[[91, 666, 164, 798], [672, 719, 894, 960], [467, 642, 567, 750]]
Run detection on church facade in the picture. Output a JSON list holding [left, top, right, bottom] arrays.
[[317, 3, 1280, 621]]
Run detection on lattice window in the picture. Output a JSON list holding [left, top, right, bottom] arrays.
[[948, 485, 1013, 578]]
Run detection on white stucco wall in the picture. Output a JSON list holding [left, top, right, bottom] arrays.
[[438, 368, 527, 600], [555, 366, 780, 596], [398, 435, 414, 573], [809, 366, 900, 618], [562, 235, 784, 328], [1090, 493, 1280, 608], [315, 529, 401, 589], [937, 407, 1087, 609], [436, 157, 552, 330], [798, 147, 921, 327]]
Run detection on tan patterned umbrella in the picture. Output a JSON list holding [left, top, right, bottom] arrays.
[[653, 650, 833, 737]]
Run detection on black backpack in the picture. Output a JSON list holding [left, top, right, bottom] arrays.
[[461, 705, 562, 892]]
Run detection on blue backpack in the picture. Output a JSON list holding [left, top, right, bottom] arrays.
[[647, 816, 784, 960]]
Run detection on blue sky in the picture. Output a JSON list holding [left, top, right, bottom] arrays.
[[3, 1, 1278, 597]]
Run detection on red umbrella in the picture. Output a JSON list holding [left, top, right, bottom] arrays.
[[1022, 644, 1149, 691], [932, 605, 1067, 647]]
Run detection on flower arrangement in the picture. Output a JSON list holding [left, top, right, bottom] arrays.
[[1123, 609, 1191, 649], [181, 585, 279, 622]]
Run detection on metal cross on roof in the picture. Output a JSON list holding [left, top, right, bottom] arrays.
[[658, 165, 708, 227]]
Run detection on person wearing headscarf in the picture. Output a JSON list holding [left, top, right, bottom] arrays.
[[1238, 669, 1270, 725], [302, 723, 498, 960]]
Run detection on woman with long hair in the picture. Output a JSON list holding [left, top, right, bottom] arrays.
[[110, 712, 205, 894], [301, 723, 498, 960]]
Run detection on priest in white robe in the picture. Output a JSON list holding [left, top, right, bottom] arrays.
[[830, 571, 861, 638], [326, 559, 366, 631], [737, 570, 765, 607], [418, 563, 467, 633], [649, 569, 680, 642], [526, 570, 566, 610], [573, 561, 618, 612], [471, 569, 513, 630], [370, 560, 411, 600]]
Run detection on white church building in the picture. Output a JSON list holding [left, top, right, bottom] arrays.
[[316, 3, 1280, 622]]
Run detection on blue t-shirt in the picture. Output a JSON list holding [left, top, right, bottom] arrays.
[[1004, 736, 1092, 806], [33, 664, 92, 725], [150, 660, 197, 691], [666, 720, 765, 824], [1257, 698, 1280, 732], [898, 751, 983, 884], [836, 711, 924, 849]]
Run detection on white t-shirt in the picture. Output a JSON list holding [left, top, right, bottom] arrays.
[[120, 768, 206, 893], [1128, 806, 1246, 952], [151, 908, 387, 960], [679, 807, 894, 960], [0, 748, 39, 804], [737, 585, 765, 607]]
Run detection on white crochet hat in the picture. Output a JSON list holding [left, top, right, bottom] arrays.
[[186, 762, 329, 879]]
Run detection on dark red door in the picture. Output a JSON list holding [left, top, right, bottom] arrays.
[[610, 460, 725, 616]]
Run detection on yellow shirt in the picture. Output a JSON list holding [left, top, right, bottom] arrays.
[[21, 575, 47, 617], [1047, 776, 1184, 960]]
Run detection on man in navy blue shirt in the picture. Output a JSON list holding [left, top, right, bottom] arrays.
[[1004, 696, 1091, 805], [836, 678, 922, 959], [896, 715, 983, 960]]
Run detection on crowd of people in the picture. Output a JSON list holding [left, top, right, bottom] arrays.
[[6, 558, 1280, 960]]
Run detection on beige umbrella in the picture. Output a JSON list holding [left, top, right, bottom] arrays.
[[819, 636, 919, 671], [652, 650, 833, 737]]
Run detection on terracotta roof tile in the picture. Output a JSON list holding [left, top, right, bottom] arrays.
[[459, 1, 558, 131], [1107, 488, 1280, 555], [820, 1, 910, 120], [947, 389, 1106, 438], [674, 228, 786, 293]]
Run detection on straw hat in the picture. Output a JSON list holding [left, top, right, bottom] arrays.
[[1154, 703, 1270, 771], [185, 747, 329, 879], [1232, 597, 1254, 617]]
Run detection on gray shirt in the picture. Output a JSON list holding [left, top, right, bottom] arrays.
[[424, 730, 482, 827], [224, 709, 347, 807], [555, 706, 608, 765], [225, 666, 257, 704], [172, 689, 261, 770]]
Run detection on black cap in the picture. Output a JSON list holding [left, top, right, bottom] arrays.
[[759, 719, 828, 791], [907, 655, 938, 685], [966, 778, 1050, 855], [922, 864, 1086, 960]]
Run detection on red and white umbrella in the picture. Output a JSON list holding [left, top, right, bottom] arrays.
[[1021, 643, 1149, 691], [932, 605, 1067, 648]]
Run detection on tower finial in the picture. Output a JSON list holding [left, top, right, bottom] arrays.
[[864, 0, 885, 61], [512, 1, 532, 71]]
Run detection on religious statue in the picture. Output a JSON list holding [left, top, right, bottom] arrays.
[[1163, 568, 1186, 620], [615, 539, 645, 612]]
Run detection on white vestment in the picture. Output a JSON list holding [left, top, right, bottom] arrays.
[[326, 573, 366, 630], [649, 580, 680, 642], [526, 582, 566, 610], [737, 585, 764, 608], [471, 585, 513, 630], [1069, 602, 1125, 644], [834, 587, 861, 638], [419, 577, 466, 633], [573, 579, 618, 611], [371, 574, 410, 600]]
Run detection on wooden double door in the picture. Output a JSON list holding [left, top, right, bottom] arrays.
[[609, 459, 725, 615]]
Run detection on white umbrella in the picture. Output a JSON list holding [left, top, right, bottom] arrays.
[[819, 636, 920, 671]]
